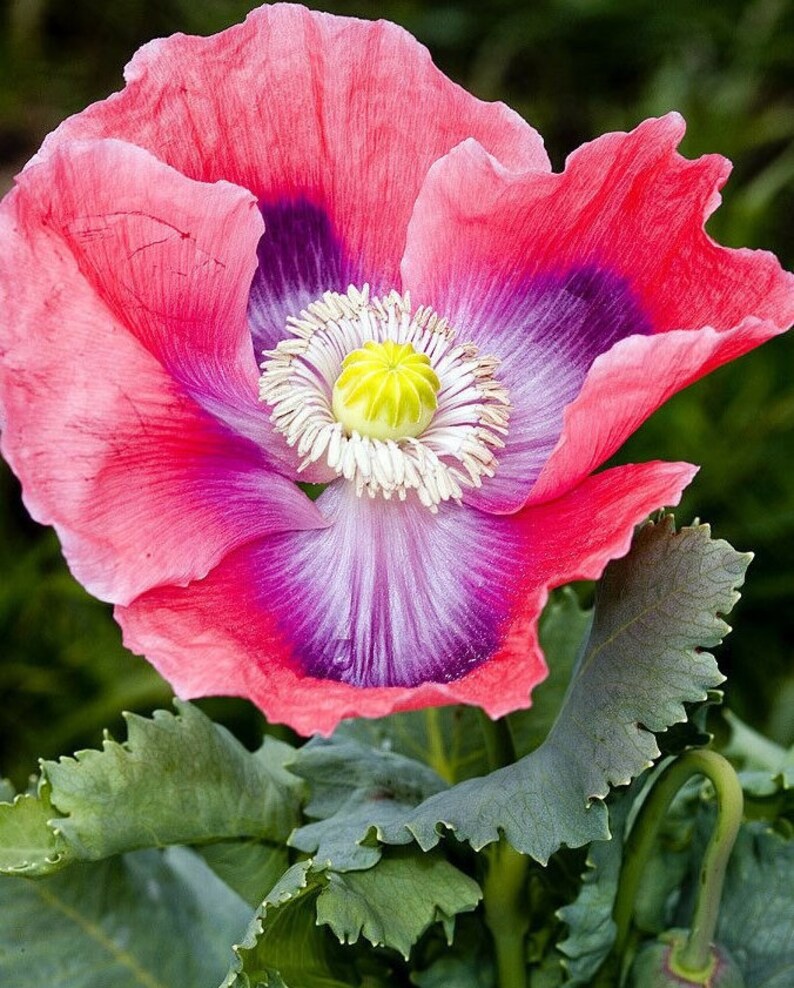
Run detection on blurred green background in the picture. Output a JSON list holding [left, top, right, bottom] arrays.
[[2, 0, 793, 786]]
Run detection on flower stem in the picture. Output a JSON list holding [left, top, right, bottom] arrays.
[[484, 841, 531, 988], [425, 708, 454, 783], [478, 710, 530, 988], [478, 709, 517, 774], [611, 750, 744, 975], [676, 753, 743, 974]]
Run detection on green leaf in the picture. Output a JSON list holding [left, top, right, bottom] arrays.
[[223, 849, 480, 986], [289, 737, 446, 871], [317, 849, 482, 960], [379, 518, 747, 860], [221, 862, 363, 988], [41, 701, 303, 860], [557, 785, 639, 984], [528, 957, 567, 988], [557, 808, 625, 983], [508, 587, 592, 756], [0, 847, 250, 988], [0, 779, 14, 802], [0, 784, 71, 875], [410, 915, 495, 987], [412, 955, 493, 988], [197, 840, 289, 908], [412, 956, 493, 988], [341, 706, 492, 784], [723, 709, 794, 797]]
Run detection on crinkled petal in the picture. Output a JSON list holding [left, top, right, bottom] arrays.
[[529, 320, 793, 503], [0, 182, 326, 605], [461, 461, 699, 722], [36, 3, 548, 301], [402, 117, 794, 511], [117, 461, 695, 735], [16, 137, 277, 449]]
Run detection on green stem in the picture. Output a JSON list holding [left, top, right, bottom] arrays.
[[611, 750, 744, 976], [425, 708, 454, 783], [484, 841, 531, 988], [478, 711, 530, 988], [477, 708, 517, 773], [676, 754, 743, 973]]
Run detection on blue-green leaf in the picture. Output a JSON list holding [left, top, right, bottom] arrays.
[[0, 847, 249, 988], [379, 518, 747, 860], [289, 738, 445, 871]]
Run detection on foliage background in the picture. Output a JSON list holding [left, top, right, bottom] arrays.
[[1, 0, 793, 785]]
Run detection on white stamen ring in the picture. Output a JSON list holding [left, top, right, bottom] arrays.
[[258, 285, 510, 511]]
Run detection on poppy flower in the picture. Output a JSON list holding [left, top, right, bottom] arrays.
[[1, 4, 792, 735]]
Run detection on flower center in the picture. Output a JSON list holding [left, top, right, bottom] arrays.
[[259, 285, 510, 511], [331, 340, 440, 442]]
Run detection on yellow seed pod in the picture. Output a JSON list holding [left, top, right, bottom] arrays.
[[331, 340, 440, 442]]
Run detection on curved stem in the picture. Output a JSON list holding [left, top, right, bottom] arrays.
[[676, 754, 743, 973], [612, 750, 744, 975]]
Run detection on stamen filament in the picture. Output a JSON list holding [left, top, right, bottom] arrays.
[[259, 285, 510, 511]]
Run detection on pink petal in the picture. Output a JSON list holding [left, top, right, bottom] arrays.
[[0, 179, 326, 606], [16, 138, 270, 449], [459, 461, 699, 721], [127, 482, 529, 692], [402, 118, 794, 511], [36, 4, 549, 290], [117, 461, 695, 736], [529, 320, 787, 503]]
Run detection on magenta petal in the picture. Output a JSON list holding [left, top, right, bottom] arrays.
[[402, 139, 651, 513], [37, 4, 549, 290], [15, 138, 279, 449], [402, 118, 794, 512], [248, 199, 364, 354], [0, 172, 326, 605], [4, 2, 790, 742], [228, 483, 527, 688], [117, 461, 695, 735], [529, 321, 789, 503]]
